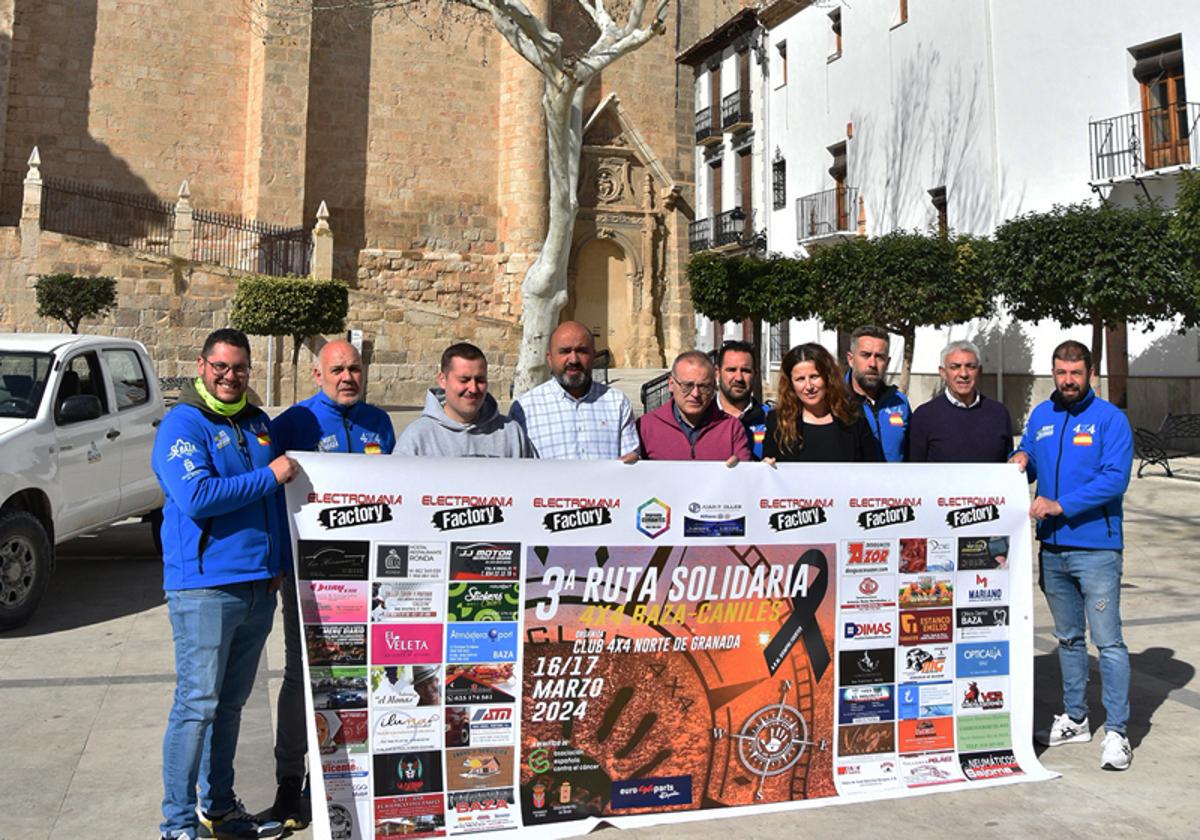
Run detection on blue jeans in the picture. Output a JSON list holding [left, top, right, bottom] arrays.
[[1040, 547, 1130, 735], [160, 581, 276, 837], [274, 569, 308, 782]]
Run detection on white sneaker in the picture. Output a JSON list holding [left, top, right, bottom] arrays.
[[1100, 730, 1132, 771], [1035, 713, 1092, 746]]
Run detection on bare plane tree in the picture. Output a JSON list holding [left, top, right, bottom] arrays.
[[246, 0, 671, 395]]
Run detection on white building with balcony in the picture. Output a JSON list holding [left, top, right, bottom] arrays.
[[681, 0, 1200, 424]]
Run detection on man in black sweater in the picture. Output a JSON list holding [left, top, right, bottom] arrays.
[[908, 340, 1012, 463]]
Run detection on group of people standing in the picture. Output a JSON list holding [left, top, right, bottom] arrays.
[[153, 319, 1135, 840]]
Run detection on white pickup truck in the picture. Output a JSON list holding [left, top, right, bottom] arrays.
[[0, 333, 164, 630]]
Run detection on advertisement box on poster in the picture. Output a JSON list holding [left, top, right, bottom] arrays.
[[287, 457, 1054, 840]]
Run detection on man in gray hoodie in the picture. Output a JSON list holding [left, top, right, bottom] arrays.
[[395, 342, 536, 458]]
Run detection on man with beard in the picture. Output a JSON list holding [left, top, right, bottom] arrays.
[[845, 325, 910, 461], [267, 339, 395, 828], [714, 340, 770, 460], [511, 321, 639, 461], [1010, 340, 1133, 771]]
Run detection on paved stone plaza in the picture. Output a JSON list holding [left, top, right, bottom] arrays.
[[0, 467, 1195, 840]]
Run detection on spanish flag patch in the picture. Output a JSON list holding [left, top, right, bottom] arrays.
[[753, 430, 765, 444], [1073, 433, 1093, 446], [888, 413, 905, 426], [256, 432, 271, 446], [364, 443, 382, 455]]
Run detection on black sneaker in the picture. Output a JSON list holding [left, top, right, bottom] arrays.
[[270, 776, 310, 830], [197, 799, 284, 839]]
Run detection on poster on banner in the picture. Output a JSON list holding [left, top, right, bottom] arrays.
[[284, 457, 1055, 840]]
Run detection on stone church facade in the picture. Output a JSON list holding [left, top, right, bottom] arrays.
[[0, 0, 745, 403]]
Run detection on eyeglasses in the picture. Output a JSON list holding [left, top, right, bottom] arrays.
[[673, 379, 715, 396], [204, 359, 251, 377]]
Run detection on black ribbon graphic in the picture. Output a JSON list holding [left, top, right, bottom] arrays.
[[763, 548, 831, 680]]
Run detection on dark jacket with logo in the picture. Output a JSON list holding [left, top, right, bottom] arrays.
[[152, 380, 283, 589], [847, 374, 911, 462], [1016, 389, 1132, 550]]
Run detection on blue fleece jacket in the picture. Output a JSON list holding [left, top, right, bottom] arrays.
[[271, 391, 396, 455], [847, 374, 911, 462], [1017, 388, 1133, 550], [152, 383, 283, 590]]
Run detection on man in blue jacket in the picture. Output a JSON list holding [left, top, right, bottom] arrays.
[[268, 339, 395, 827], [845, 325, 908, 461], [1011, 340, 1134, 771], [154, 328, 297, 840]]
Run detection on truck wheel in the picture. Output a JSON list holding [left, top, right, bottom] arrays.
[[0, 511, 52, 631]]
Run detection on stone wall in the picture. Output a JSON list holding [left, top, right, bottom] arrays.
[[0, 226, 519, 407]]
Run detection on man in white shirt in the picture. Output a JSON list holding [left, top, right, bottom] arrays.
[[510, 321, 639, 461]]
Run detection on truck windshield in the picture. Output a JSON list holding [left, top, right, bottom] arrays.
[[0, 352, 53, 419]]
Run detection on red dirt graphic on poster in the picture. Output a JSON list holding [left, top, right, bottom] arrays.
[[519, 544, 837, 827]]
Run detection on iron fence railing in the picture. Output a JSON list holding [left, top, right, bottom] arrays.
[[1090, 102, 1199, 181], [191, 208, 312, 277], [0, 170, 23, 227], [796, 186, 857, 241], [695, 107, 717, 144], [689, 218, 712, 253], [39, 177, 175, 253], [640, 371, 670, 414], [721, 90, 751, 129], [714, 207, 745, 246]]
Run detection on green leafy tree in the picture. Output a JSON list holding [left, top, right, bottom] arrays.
[[230, 274, 349, 402], [34, 274, 118, 334], [687, 252, 815, 393], [806, 232, 994, 393], [993, 201, 1195, 405]]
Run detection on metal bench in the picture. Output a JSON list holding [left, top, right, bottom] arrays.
[[1134, 413, 1200, 478]]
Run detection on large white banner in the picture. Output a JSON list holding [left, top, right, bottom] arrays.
[[285, 456, 1054, 840]]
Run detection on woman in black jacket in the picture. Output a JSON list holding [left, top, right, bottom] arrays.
[[763, 343, 880, 463]]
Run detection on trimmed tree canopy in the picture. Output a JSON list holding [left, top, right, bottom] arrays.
[[34, 274, 118, 334], [230, 274, 349, 348], [993, 201, 1195, 331], [687, 251, 815, 327]]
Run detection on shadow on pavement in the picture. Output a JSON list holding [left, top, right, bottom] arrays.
[[1, 521, 163, 638], [1034, 646, 1195, 750]]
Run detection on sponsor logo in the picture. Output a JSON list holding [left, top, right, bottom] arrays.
[[897, 680, 954, 719], [956, 641, 1010, 677], [838, 648, 895, 686], [542, 506, 612, 532], [450, 542, 520, 581], [214, 430, 231, 450], [960, 749, 1023, 780], [844, 540, 892, 573], [958, 536, 1009, 570], [902, 645, 948, 680], [898, 608, 953, 645], [1073, 422, 1096, 446], [960, 680, 1006, 712], [837, 722, 896, 756], [636, 498, 671, 539], [372, 751, 444, 796], [759, 498, 834, 509], [610, 775, 693, 809], [856, 504, 916, 530], [319, 502, 394, 530], [683, 516, 746, 537], [318, 433, 339, 452], [1035, 424, 1054, 441], [447, 582, 519, 622], [167, 438, 198, 460], [946, 503, 1001, 528], [445, 622, 518, 664], [901, 750, 964, 787], [956, 607, 1009, 641], [843, 618, 894, 642], [308, 491, 404, 505], [898, 716, 954, 753], [898, 574, 953, 608], [959, 569, 1007, 604], [298, 540, 370, 581], [433, 505, 505, 531], [958, 713, 1013, 752], [768, 505, 828, 531]]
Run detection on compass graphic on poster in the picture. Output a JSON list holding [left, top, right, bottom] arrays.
[[713, 680, 828, 800]]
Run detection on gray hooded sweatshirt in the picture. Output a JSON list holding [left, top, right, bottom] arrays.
[[395, 388, 537, 458]]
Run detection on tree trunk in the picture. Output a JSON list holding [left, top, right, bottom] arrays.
[[749, 316, 763, 401], [899, 326, 915, 395], [512, 83, 586, 398], [1090, 317, 1104, 381], [1105, 321, 1128, 409], [291, 335, 302, 405]]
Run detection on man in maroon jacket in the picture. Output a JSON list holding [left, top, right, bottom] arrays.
[[637, 351, 752, 463]]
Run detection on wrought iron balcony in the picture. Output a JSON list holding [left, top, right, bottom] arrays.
[[721, 90, 752, 131], [688, 217, 712, 252], [796, 186, 857, 243], [714, 207, 747, 246], [1090, 103, 1199, 181], [695, 107, 720, 145]]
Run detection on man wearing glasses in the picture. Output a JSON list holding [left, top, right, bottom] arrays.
[[152, 328, 297, 840], [908, 340, 1012, 463], [636, 350, 751, 463]]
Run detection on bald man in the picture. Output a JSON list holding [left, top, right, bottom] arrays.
[[510, 321, 639, 460], [267, 339, 395, 827]]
